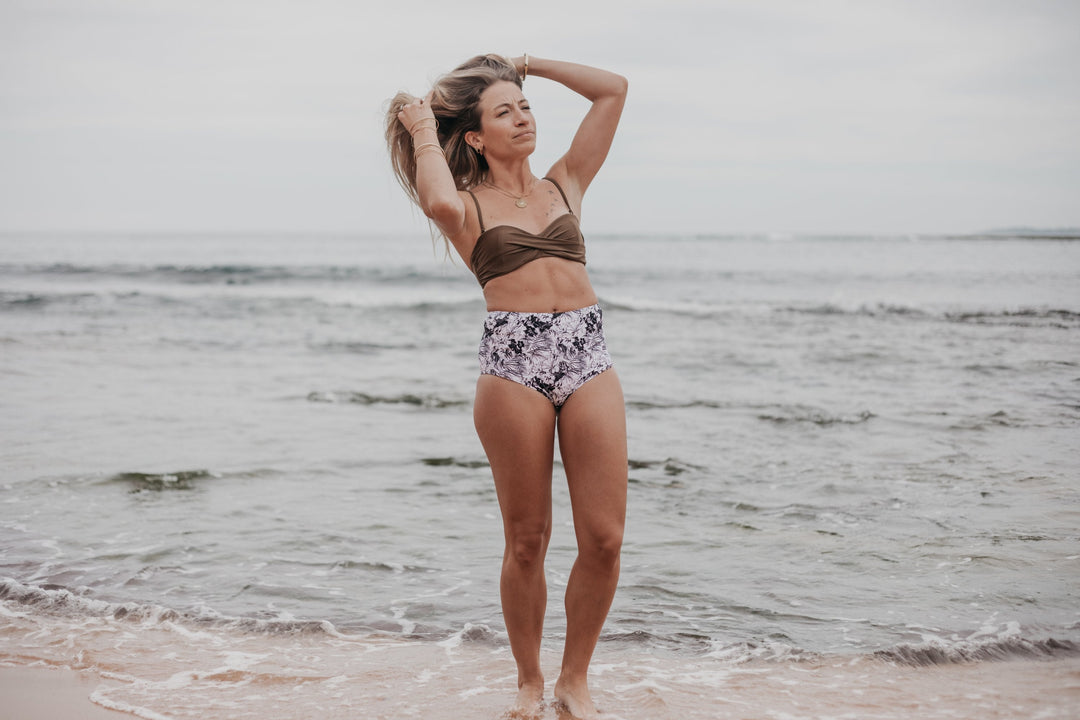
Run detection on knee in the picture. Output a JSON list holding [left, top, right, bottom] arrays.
[[579, 527, 623, 570], [506, 526, 550, 569]]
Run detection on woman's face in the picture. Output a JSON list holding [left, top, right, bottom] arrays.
[[472, 80, 536, 158]]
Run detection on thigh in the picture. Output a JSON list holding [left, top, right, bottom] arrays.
[[557, 370, 628, 540], [474, 374, 559, 533]]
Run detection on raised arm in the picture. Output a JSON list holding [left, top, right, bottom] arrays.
[[395, 92, 467, 238], [511, 56, 628, 207]]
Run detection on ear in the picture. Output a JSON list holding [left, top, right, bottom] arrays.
[[464, 129, 482, 153]]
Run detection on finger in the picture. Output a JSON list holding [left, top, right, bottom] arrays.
[[423, 90, 435, 106]]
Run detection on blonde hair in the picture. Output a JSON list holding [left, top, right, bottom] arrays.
[[385, 54, 522, 210]]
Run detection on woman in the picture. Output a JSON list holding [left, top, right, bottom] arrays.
[[386, 54, 628, 719]]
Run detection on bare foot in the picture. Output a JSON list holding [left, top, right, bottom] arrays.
[[553, 675, 599, 719], [503, 678, 545, 719]]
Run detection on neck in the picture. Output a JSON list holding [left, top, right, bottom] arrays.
[[484, 158, 534, 194]]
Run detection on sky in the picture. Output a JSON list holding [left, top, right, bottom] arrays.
[[1, 0, 1078, 236]]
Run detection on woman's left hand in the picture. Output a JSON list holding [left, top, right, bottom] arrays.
[[508, 55, 526, 80]]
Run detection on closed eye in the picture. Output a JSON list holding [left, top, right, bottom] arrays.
[[496, 102, 530, 118]]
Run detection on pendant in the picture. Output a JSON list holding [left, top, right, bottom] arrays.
[[515, 198, 528, 208]]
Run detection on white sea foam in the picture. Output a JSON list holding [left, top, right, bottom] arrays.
[[89, 690, 175, 720]]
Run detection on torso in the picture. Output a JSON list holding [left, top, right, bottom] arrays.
[[450, 177, 598, 313], [481, 258, 597, 313]]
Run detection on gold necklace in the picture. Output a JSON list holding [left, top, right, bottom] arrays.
[[484, 177, 536, 208]]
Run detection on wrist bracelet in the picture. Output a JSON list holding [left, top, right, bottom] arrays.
[[409, 117, 438, 135], [413, 144, 445, 161], [522, 52, 529, 81], [414, 147, 445, 162]]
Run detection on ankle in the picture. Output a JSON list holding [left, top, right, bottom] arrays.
[[518, 671, 544, 689], [555, 671, 588, 691]]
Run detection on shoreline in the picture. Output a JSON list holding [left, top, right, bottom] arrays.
[[3, 655, 1079, 720]]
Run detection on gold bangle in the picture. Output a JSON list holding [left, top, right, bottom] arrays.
[[522, 52, 529, 81], [414, 148, 445, 162], [413, 145, 445, 161], [409, 117, 438, 135]]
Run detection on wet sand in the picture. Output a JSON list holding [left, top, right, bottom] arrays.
[[0, 666, 129, 720], [3, 656, 1079, 719]]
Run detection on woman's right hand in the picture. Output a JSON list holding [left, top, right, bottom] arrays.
[[397, 91, 437, 134]]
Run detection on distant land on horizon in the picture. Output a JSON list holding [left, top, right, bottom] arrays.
[[1, 227, 1079, 239], [977, 227, 1080, 239]]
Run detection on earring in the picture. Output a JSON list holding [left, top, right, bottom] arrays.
[[475, 146, 483, 156]]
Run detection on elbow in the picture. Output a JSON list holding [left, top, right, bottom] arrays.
[[597, 74, 628, 107], [612, 73, 629, 99]]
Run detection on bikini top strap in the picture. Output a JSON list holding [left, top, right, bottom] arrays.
[[465, 189, 486, 233], [542, 177, 574, 216]]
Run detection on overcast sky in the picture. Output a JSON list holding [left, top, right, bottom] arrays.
[[2, 0, 1078, 235]]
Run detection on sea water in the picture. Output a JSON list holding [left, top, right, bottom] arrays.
[[1, 232, 1078, 718]]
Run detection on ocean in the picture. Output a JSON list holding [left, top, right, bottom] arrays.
[[1, 231, 1078, 719]]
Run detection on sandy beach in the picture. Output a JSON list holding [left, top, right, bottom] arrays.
[[3, 656, 1079, 720], [0, 666, 128, 720]]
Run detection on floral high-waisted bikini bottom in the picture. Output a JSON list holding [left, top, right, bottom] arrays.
[[478, 303, 614, 409]]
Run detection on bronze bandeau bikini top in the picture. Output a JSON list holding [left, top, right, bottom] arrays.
[[466, 177, 586, 288]]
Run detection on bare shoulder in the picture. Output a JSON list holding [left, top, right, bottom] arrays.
[[542, 165, 583, 216]]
